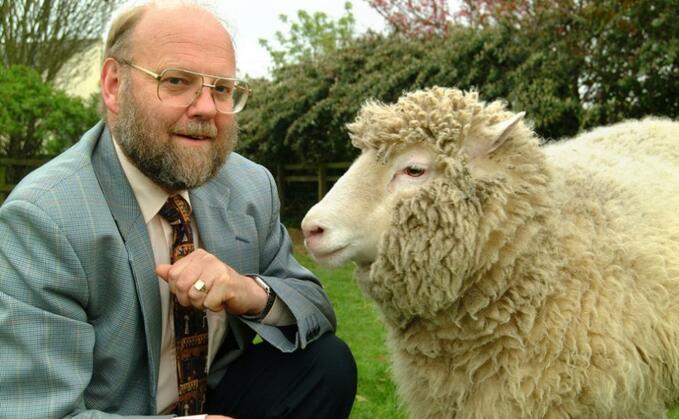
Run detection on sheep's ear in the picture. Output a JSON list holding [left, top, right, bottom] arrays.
[[465, 112, 525, 160], [486, 112, 525, 154]]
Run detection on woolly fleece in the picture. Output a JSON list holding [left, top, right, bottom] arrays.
[[346, 88, 679, 418]]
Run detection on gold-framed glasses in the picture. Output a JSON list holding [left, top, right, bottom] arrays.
[[119, 61, 250, 114]]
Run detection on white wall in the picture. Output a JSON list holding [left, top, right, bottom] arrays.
[[54, 42, 103, 99]]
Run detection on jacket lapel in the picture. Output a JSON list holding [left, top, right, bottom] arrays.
[[90, 124, 162, 407], [190, 176, 254, 275], [190, 172, 255, 354]]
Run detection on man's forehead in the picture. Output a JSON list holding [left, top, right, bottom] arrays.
[[133, 5, 229, 42], [130, 5, 235, 74]]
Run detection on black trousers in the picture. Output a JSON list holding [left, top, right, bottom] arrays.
[[206, 333, 357, 419]]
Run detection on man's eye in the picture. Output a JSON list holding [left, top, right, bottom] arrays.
[[405, 166, 426, 177], [214, 84, 233, 95], [167, 77, 185, 85]]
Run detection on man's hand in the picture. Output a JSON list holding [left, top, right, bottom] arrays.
[[156, 249, 267, 316], [207, 415, 235, 419]]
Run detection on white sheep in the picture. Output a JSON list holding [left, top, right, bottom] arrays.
[[301, 87, 679, 419]]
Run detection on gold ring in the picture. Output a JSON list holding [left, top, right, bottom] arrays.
[[193, 279, 208, 293]]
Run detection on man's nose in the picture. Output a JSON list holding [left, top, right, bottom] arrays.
[[187, 86, 218, 118]]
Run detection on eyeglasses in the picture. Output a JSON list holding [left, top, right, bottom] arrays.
[[119, 61, 250, 114]]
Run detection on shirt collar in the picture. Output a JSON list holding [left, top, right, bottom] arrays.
[[112, 136, 191, 224]]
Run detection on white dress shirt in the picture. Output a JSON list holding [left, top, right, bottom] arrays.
[[112, 138, 293, 417]]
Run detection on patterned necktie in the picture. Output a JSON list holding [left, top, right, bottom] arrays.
[[158, 195, 208, 415]]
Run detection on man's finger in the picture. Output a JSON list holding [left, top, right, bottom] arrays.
[[155, 263, 171, 280], [202, 287, 226, 312], [186, 276, 212, 306]]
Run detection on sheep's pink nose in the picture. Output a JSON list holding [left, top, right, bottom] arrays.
[[302, 224, 325, 241]]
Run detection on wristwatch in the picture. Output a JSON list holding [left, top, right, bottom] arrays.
[[242, 275, 276, 321]]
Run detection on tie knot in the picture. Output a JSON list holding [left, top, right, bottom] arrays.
[[159, 195, 192, 226]]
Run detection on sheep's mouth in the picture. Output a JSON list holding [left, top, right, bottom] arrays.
[[312, 244, 348, 258], [308, 244, 350, 264]]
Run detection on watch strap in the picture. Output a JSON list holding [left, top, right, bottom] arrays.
[[242, 275, 276, 321]]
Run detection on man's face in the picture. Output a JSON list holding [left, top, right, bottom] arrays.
[[110, 6, 238, 191], [114, 80, 236, 191]]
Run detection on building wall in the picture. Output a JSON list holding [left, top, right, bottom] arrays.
[[54, 42, 103, 99]]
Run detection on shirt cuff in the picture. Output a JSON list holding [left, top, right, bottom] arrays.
[[260, 295, 296, 326]]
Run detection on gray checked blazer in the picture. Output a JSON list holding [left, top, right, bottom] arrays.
[[0, 121, 336, 418]]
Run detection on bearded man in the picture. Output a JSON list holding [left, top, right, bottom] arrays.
[[0, 2, 356, 419]]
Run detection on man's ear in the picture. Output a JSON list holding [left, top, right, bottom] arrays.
[[101, 58, 122, 115], [464, 112, 525, 161]]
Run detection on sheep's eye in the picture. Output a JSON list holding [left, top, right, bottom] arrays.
[[405, 165, 426, 177]]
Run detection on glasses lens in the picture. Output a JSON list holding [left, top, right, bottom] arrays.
[[156, 69, 249, 113], [157, 69, 201, 107], [213, 79, 249, 114]]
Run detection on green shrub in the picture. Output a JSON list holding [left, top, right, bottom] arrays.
[[0, 65, 99, 160]]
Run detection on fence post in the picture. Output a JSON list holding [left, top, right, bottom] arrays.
[[0, 161, 5, 204], [0, 161, 5, 190], [276, 162, 285, 209], [317, 163, 328, 202]]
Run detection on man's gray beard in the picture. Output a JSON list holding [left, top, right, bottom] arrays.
[[113, 88, 237, 191]]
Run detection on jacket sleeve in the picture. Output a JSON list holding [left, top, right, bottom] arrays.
[[0, 199, 170, 419], [240, 167, 337, 352]]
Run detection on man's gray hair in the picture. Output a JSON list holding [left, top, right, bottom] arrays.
[[103, 0, 231, 62]]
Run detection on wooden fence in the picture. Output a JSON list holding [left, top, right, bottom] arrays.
[[274, 161, 351, 208], [0, 157, 351, 206]]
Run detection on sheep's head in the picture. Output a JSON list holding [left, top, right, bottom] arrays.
[[302, 87, 541, 327]]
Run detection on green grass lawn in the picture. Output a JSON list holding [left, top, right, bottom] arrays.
[[297, 252, 679, 419], [296, 253, 407, 419]]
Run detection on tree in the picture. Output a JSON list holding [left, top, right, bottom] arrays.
[[0, 0, 120, 82], [241, 1, 676, 221], [456, 0, 532, 28], [241, 23, 580, 166], [245, 0, 678, 162], [258, 2, 356, 71], [240, 33, 431, 166], [574, 0, 679, 127], [457, 0, 679, 128], [367, 0, 451, 37], [242, 0, 677, 165], [0, 65, 99, 162]]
